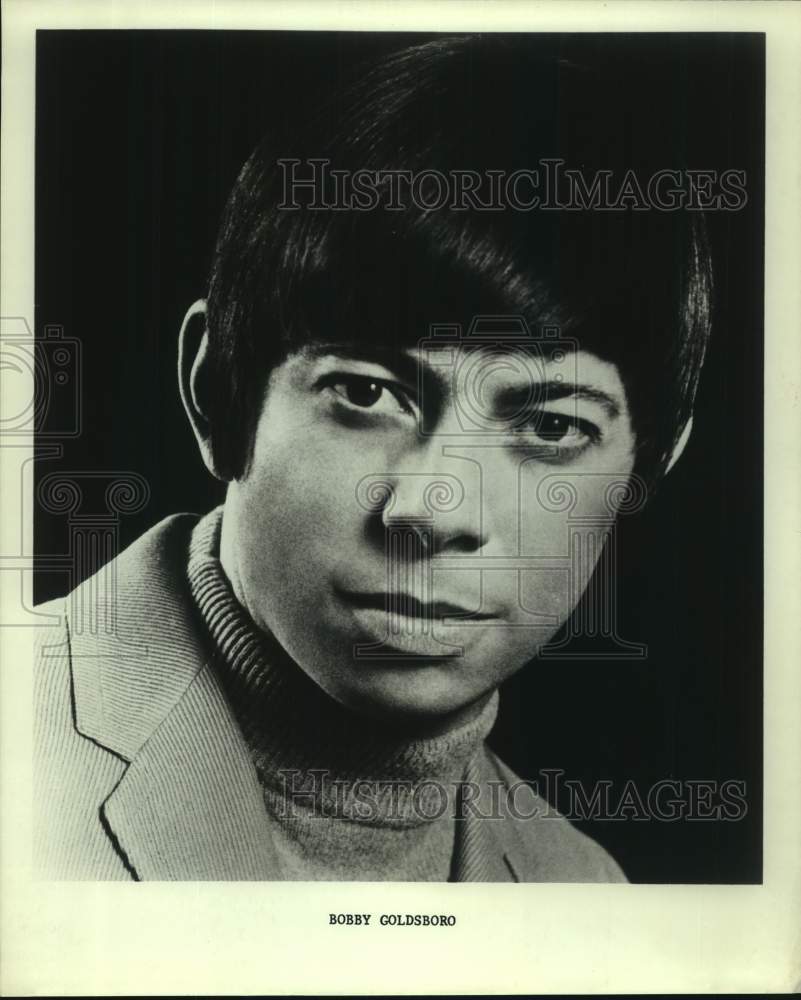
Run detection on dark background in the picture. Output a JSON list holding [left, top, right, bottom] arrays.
[[34, 31, 764, 884]]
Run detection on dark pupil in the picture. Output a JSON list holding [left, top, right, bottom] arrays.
[[536, 413, 571, 440], [347, 378, 383, 407]]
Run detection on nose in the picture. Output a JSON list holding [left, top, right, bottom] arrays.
[[376, 436, 488, 556]]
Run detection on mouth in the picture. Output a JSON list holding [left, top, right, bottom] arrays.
[[333, 588, 503, 659], [339, 590, 498, 622]]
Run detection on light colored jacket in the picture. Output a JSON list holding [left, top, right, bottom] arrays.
[[34, 514, 627, 883]]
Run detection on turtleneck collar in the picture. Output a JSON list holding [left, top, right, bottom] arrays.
[[186, 506, 499, 830]]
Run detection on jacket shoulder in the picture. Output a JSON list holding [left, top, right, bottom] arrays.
[[33, 513, 204, 879], [57, 513, 207, 759], [484, 748, 628, 883]]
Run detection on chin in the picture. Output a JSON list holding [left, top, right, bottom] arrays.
[[326, 661, 495, 730]]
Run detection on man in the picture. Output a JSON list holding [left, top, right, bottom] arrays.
[[34, 36, 711, 880]]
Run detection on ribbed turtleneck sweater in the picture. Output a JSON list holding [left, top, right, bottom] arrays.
[[186, 507, 499, 881]]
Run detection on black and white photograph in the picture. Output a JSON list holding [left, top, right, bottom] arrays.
[[1, 1, 799, 995], [32, 27, 763, 886]]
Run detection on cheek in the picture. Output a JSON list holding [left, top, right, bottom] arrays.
[[238, 420, 387, 557], [518, 568, 573, 622], [515, 472, 632, 619]]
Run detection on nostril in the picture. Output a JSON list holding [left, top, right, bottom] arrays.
[[438, 531, 487, 556]]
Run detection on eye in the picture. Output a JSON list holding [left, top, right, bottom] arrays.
[[518, 410, 602, 447], [531, 412, 575, 442], [323, 374, 412, 416]]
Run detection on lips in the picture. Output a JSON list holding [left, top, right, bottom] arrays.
[[340, 590, 497, 621]]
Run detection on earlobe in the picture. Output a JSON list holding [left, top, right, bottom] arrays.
[[178, 299, 223, 480], [665, 416, 694, 474]]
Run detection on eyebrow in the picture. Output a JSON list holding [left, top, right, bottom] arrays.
[[306, 341, 623, 419], [495, 381, 622, 419], [305, 341, 425, 389]]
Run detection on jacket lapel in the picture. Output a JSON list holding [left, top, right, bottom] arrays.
[[67, 514, 281, 880], [102, 665, 281, 880], [451, 751, 519, 882]]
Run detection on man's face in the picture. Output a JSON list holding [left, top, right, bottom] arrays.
[[221, 338, 637, 727]]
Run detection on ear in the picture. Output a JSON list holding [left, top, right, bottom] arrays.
[[665, 416, 694, 474], [178, 299, 223, 480]]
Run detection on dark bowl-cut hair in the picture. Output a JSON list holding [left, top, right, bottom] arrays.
[[206, 34, 713, 486]]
